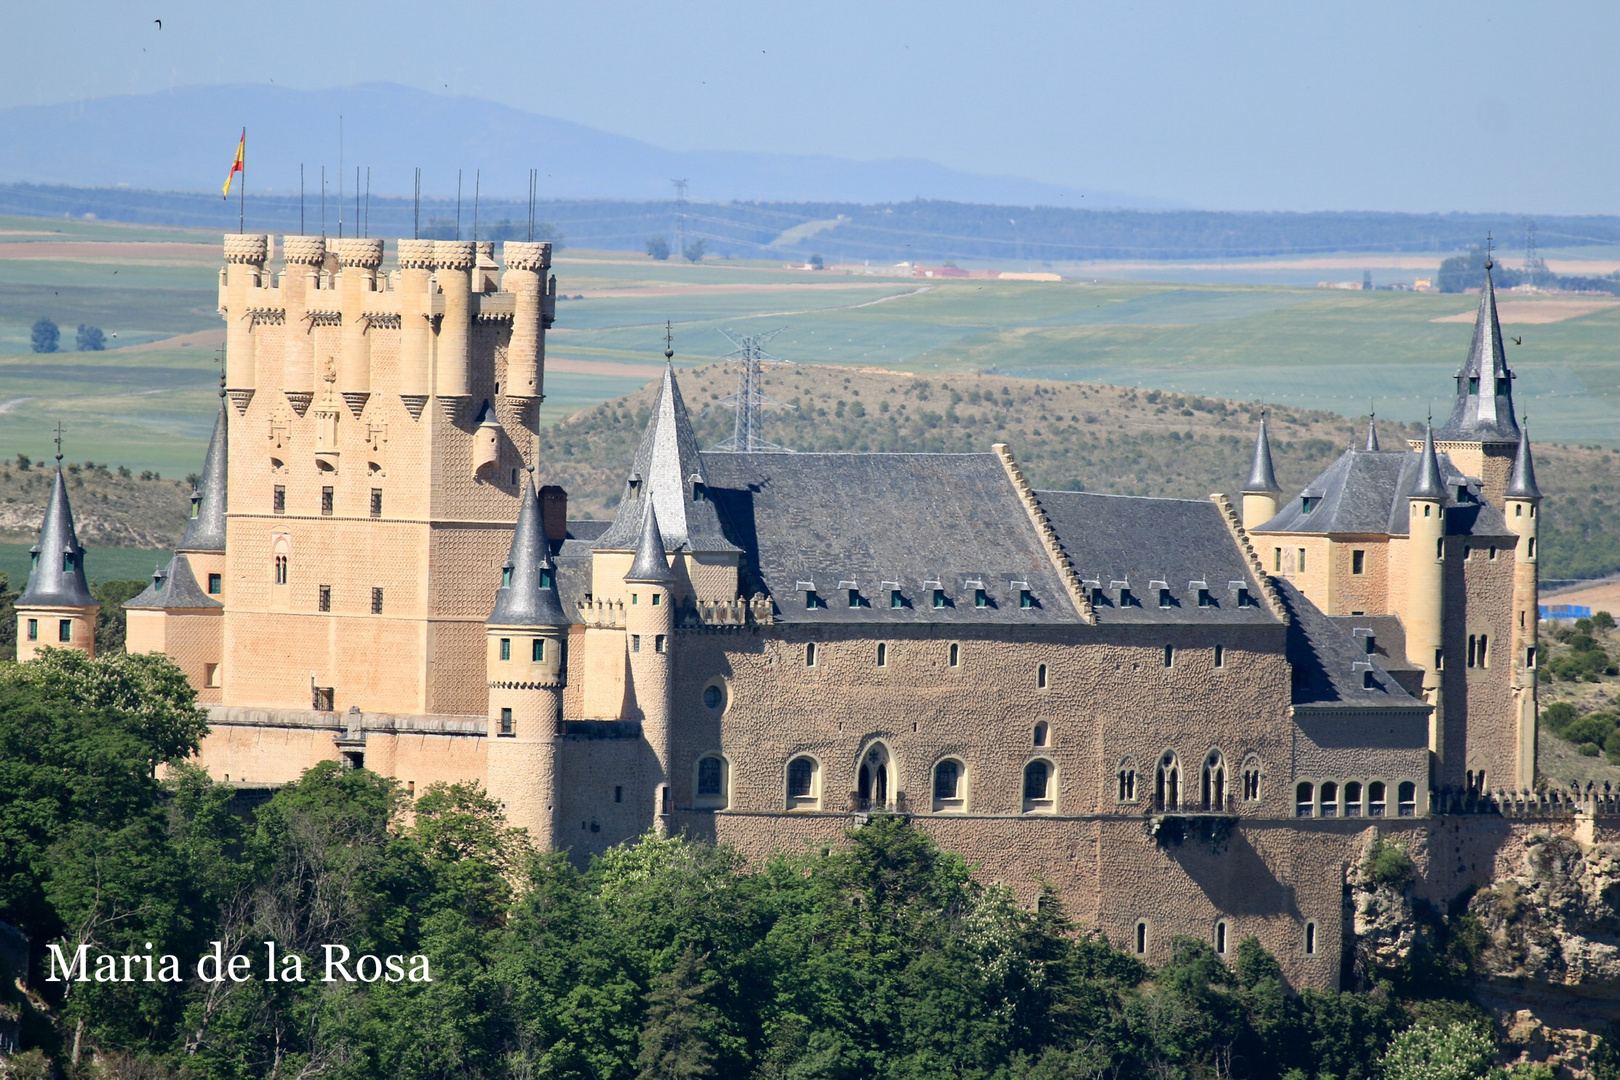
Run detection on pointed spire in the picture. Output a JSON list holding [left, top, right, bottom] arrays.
[[487, 471, 566, 626], [1244, 414, 1282, 493], [17, 466, 97, 609], [178, 395, 229, 552], [1411, 422, 1446, 500], [1435, 256, 1520, 442], [625, 501, 676, 583], [592, 363, 739, 554], [1365, 412, 1380, 451], [1506, 423, 1542, 500]]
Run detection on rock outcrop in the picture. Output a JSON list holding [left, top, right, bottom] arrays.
[[1468, 836, 1620, 990]]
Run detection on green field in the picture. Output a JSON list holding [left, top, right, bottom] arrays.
[[0, 543, 167, 589], [2, 216, 1618, 477]]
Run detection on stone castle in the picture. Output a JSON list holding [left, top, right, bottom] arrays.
[[14, 235, 1616, 991]]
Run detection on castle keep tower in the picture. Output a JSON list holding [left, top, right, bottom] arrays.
[[14, 458, 98, 661], [208, 232, 555, 716], [1406, 424, 1448, 759], [623, 502, 676, 828]]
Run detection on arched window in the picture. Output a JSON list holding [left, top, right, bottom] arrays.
[[1032, 721, 1049, 747], [876, 642, 887, 667], [1037, 663, 1048, 689], [948, 642, 960, 667], [695, 755, 729, 809], [786, 756, 820, 810], [1319, 781, 1339, 818], [1154, 752, 1180, 811], [857, 743, 893, 810], [1305, 921, 1318, 955], [1201, 750, 1226, 811], [1135, 921, 1149, 955], [274, 554, 289, 585], [1368, 781, 1387, 817], [1023, 759, 1055, 813], [1117, 758, 1138, 802], [1397, 781, 1417, 817], [1296, 781, 1314, 817], [1241, 756, 1262, 802], [1344, 780, 1363, 818], [932, 759, 966, 812], [805, 642, 817, 667], [1215, 920, 1228, 955]]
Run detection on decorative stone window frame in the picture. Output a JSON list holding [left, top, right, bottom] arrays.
[[1240, 754, 1263, 803], [693, 753, 730, 810], [1116, 756, 1139, 803], [1022, 757, 1057, 814], [855, 740, 899, 810], [1200, 749, 1228, 811], [785, 754, 822, 811], [931, 757, 968, 813]]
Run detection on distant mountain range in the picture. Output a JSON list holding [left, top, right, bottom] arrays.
[[0, 82, 1171, 209]]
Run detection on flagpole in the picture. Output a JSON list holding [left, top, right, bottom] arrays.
[[238, 128, 245, 234]]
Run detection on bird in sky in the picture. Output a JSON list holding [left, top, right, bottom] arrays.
[[154, 19, 162, 28], [1511, 336, 1523, 346]]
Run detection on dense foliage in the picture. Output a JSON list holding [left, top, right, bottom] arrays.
[[0, 653, 1593, 1079]]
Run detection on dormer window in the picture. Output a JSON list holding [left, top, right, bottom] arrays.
[[691, 480, 706, 502], [1019, 589, 1033, 609], [540, 567, 554, 589], [1468, 376, 1479, 394], [1236, 588, 1252, 608], [891, 589, 904, 609], [805, 590, 825, 610], [501, 565, 512, 587], [1197, 589, 1212, 608], [1119, 588, 1135, 607], [848, 589, 865, 608], [933, 589, 947, 609], [1300, 497, 1316, 513], [627, 472, 642, 496], [1159, 588, 1172, 608]]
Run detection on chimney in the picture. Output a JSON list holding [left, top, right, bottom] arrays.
[[540, 485, 568, 543]]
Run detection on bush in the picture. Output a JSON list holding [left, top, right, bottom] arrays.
[[30, 317, 59, 353], [1607, 728, 1620, 765], [1563, 713, 1616, 748], [1540, 701, 1578, 735], [1364, 836, 1416, 888], [1580, 743, 1601, 757], [646, 235, 671, 260], [1594, 610, 1617, 630], [682, 238, 707, 263], [75, 323, 106, 350]]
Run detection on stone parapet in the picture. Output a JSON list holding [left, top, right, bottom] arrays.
[[396, 239, 436, 269], [502, 241, 553, 272], [433, 240, 476, 271], [223, 233, 268, 265], [283, 235, 327, 266], [330, 237, 384, 268], [206, 704, 486, 736]]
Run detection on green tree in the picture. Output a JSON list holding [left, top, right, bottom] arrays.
[[682, 238, 707, 263], [30, 318, 59, 353], [75, 324, 106, 351], [1378, 1021, 1495, 1080], [636, 945, 721, 1080], [0, 570, 17, 661], [646, 236, 671, 260]]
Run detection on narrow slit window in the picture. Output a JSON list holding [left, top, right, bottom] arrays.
[[273, 484, 286, 513], [805, 642, 817, 667], [318, 585, 331, 612], [1305, 922, 1317, 955], [1136, 922, 1148, 955], [948, 642, 959, 667], [1214, 644, 1224, 668], [532, 638, 545, 662], [371, 587, 383, 614], [1037, 663, 1048, 688], [1297, 548, 1306, 573], [1164, 644, 1174, 668], [321, 486, 334, 516], [1215, 921, 1228, 955], [876, 642, 887, 667], [370, 488, 382, 518]]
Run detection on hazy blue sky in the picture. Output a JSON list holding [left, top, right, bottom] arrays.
[[6, 0, 1615, 213]]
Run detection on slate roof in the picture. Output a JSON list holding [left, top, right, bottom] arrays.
[[1038, 491, 1276, 624], [125, 553, 221, 611], [1505, 426, 1542, 500], [178, 396, 228, 552], [1245, 417, 1282, 493], [592, 364, 738, 554], [17, 467, 97, 610], [1278, 580, 1428, 712], [1255, 447, 1510, 538], [487, 474, 567, 626], [1434, 263, 1520, 443], [1327, 614, 1424, 697], [699, 451, 1081, 624], [625, 502, 676, 583]]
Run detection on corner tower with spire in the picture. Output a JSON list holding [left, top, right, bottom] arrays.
[[15, 435, 99, 661], [1241, 414, 1283, 531], [484, 468, 569, 845], [1427, 254, 1522, 502]]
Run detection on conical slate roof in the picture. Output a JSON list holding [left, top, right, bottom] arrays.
[[1505, 425, 1542, 500], [625, 501, 676, 583], [1365, 415, 1380, 451], [124, 554, 221, 611], [1411, 424, 1446, 500], [178, 395, 228, 552], [1244, 416, 1281, 493], [17, 467, 97, 609], [592, 364, 739, 553], [487, 473, 566, 626], [1435, 262, 1520, 443]]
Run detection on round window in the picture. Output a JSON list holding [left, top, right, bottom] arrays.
[[703, 684, 724, 710]]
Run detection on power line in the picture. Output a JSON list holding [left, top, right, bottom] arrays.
[[713, 327, 794, 453], [672, 178, 688, 258]]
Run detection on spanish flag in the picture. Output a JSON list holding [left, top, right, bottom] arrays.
[[222, 129, 245, 200]]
